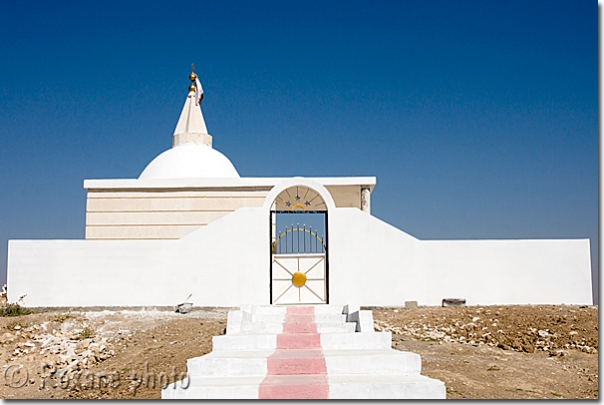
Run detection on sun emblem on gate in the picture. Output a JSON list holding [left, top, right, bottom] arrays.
[[292, 271, 307, 287]]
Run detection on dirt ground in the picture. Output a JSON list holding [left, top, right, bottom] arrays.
[[0, 304, 597, 399]]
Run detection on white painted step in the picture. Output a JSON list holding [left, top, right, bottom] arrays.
[[213, 333, 277, 351], [239, 321, 356, 334], [252, 313, 347, 323], [187, 350, 272, 376], [323, 349, 421, 375], [162, 375, 265, 400], [162, 374, 445, 399], [320, 331, 392, 350], [187, 348, 421, 377], [212, 331, 392, 351], [327, 374, 446, 399], [251, 305, 345, 315]]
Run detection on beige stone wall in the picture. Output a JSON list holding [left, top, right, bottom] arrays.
[[85, 184, 366, 240], [325, 185, 362, 209], [85, 189, 270, 240]]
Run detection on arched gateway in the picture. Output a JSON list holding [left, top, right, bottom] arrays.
[[269, 185, 329, 305]]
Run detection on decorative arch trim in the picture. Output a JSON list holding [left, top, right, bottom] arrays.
[[262, 178, 337, 212]]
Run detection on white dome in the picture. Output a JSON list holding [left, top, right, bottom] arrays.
[[139, 143, 240, 180]]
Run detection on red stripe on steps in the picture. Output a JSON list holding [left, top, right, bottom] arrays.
[[277, 333, 321, 349], [259, 306, 329, 399], [268, 349, 326, 375], [283, 322, 318, 333], [259, 375, 329, 399]]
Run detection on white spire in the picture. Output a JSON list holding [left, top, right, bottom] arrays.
[[172, 66, 212, 147]]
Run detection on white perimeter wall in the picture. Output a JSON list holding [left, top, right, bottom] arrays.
[[328, 208, 592, 306], [413, 239, 592, 306], [9, 208, 270, 307], [8, 206, 593, 307]]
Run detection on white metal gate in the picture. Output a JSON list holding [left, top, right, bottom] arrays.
[[271, 253, 326, 304], [270, 217, 328, 305], [269, 186, 329, 305]]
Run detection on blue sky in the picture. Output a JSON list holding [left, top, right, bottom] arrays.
[[0, 1, 598, 302]]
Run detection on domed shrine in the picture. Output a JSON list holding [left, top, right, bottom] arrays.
[[138, 70, 239, 181]]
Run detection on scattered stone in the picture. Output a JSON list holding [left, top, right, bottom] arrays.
[[373, 305, 597, 355]]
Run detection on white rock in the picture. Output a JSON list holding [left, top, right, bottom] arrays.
[[40, 336, 54, 348], [59, 346, 77, 362]]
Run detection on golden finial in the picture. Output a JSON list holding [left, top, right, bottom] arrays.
[[188, 63, 198, 92], [189, 63, 197, 82]]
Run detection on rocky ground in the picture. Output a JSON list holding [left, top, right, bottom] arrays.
[[0, 307, 230, 399], [0, 304, 597, 399], [371, 304, 598, 399]]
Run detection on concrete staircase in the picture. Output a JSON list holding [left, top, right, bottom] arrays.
[[162, 305, 446, 399]]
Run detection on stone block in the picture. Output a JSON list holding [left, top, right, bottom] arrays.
[[442, 298, 466, 307]]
